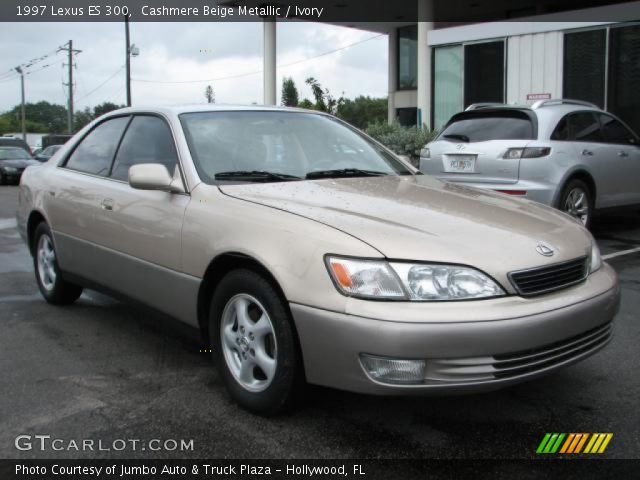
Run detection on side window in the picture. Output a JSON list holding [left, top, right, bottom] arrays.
[[551, 117, 569, 141], [568, 112, 603, 142], [65, 117, 129, 175], [111, 115, 179, 182], [599, 114, 637, 145]]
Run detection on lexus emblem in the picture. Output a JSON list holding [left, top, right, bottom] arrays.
[[456, 144, 465, 150], [536, 241, 555, 257]]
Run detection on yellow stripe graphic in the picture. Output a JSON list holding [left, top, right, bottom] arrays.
[[559, 433, 575, 454], [591, 433, 606, 453], [584, 433, 599, 453], [597, 433, 613, 454]]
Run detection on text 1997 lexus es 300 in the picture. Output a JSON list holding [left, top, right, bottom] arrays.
[[17, 105, 620, 414]]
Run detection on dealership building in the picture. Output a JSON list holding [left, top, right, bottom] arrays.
[[241, 0, 640, 134]]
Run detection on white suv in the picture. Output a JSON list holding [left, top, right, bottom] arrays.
[[420, 99, 640, 227]]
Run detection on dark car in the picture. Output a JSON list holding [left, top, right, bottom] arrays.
[[0, 137, 31, 155], [0, 147, 39, 185], [34, 144, 62, 162]]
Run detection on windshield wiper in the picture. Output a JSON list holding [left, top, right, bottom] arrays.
[[214, 170, 302, 182], [305, 168, 389, 179], [442, 134, 470, 142]]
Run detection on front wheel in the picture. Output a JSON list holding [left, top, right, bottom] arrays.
[[33, 223, 83, 304], [559, 179, 593, 228], [210, 269, 301, 415]]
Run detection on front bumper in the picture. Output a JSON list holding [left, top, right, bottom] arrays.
[[291, 263, 619, 395]]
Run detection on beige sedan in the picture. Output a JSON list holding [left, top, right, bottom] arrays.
[[17, 106, 619, 414]]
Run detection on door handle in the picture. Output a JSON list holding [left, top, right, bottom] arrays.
[[101, 198, 114, 211], [618, 151, 629, 158], [582, 149, 593, 156]]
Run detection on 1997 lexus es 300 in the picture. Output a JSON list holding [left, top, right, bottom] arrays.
[[17, 106, 620, 414]]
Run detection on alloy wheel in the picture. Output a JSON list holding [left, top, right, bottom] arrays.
[[220, 293, 278, 392], [37, 234, 57, 291], [563, 187, 590, 226]]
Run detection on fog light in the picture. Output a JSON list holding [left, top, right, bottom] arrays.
[[360, 354, 426, 385]]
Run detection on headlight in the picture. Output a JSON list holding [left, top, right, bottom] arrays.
[[326, 256, 505, 301], [590, 242, 602, 273], [326, 257, 405, 299]]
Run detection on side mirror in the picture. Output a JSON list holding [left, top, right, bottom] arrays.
[[128, 163, 184, 193]]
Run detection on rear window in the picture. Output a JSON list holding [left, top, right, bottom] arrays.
[[438, 110, 535, 143]]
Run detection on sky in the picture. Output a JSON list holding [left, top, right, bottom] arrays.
[[0, 21, 388, 114]]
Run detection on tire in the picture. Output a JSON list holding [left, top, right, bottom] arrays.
[[210, 269, 301, 415], [32, 222, 83, 305], [559, 179, 594, 229]]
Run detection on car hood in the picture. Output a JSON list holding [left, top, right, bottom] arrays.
[[0, 159, 36, 168], [219, 175, 592, 276]]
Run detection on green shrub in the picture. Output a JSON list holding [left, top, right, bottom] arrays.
[[365, 122, 438, 166]]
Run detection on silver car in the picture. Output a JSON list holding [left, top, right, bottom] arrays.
[[17, 105, 619, 415], [420, 99, 640, 227]]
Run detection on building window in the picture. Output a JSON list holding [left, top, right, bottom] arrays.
[[398, 25, 418, 90], [563, 29, 606, 108], [433, 45, 463, 129], [396, 108, 417, 127], [562, 24, 640, 137], [608, 24, 640, 135], [464, 41, 505, 107]]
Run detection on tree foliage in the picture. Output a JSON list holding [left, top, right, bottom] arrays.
[[336, 96, 388, 129], [365, 122, 438, 165], [205, 85, 215, 104], [305, 77, 344, 115], [281, 77, 299, 107], [74, 102, 125, 131]]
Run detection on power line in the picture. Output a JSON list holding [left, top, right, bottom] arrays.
[[132, 33, 385, 85], [76, 65, 125, 103]]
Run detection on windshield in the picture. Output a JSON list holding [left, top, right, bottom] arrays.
[[180, 111, 412, 183], [439, 110, 535, 143], [0, 148, 30, 160]]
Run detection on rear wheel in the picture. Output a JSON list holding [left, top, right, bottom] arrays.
[[33, 223, 83, 304], [559, 179, 593, 228], [210, 269, 300, 415]]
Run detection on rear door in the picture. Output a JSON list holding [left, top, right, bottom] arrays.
[[557, 112, 618, 209], [597, 113, 640, 205], [45, 116, 130, 277], [421, 109, 535, 184]]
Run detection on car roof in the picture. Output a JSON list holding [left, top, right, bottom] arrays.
[[100, 104, 326, 118], [455, 101, 607, 140]]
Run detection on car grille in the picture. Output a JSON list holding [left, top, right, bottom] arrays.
[[424, 323, 612, 384], [508, 256, 589, 296]]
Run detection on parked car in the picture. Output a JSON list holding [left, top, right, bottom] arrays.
[[0, 147, 39, 184], [0, 136, 31, 155], [420, 99, 640, 227], [17, 106, 619, 414], [34, 144, 62, 162]]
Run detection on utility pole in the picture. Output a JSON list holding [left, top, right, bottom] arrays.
[[125, 16, 131, 106], [59, 40, 81, 134], [124, 17, 139, 107], [14, 66, 25, 142]]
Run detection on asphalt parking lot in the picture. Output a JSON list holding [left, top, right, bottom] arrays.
[[0, 185, 638, 460]]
